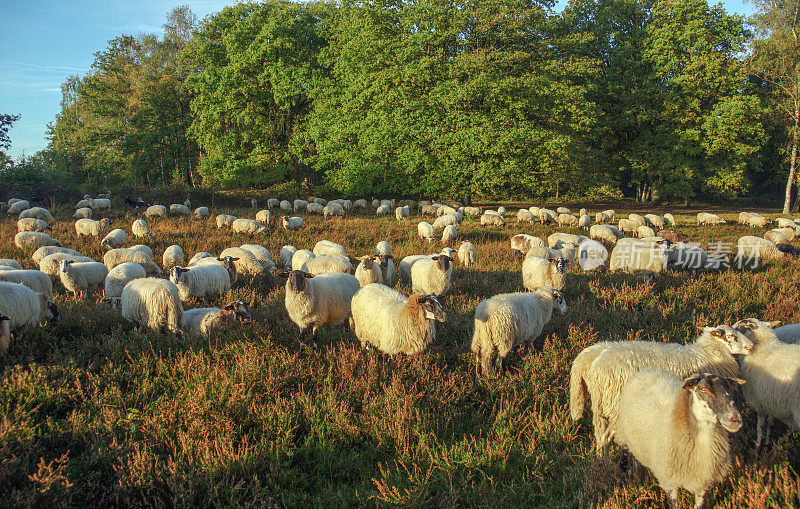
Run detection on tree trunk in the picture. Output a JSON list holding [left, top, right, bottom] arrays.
[[785, 99, 799, 214], [556, 180, 560, 200]]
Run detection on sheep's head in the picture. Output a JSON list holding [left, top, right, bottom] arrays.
[[360, 256, 375, 270], [732, 318, 782, 347], [278, 269, 315, 292], [45, 301, 59, 324], [440, 248, 456, 260], [223, 301, 252, 324], [554, 257, 568, 274], [169, 266, 190, 283], [682, 373, 745, 432], [99, 218, 111, 232], [701, 324, 754, 355], [431, 255, 452, 272], [376, 254, 393, 268], [102, 296, 121, 309], [100, 238, 112, 250], [553, 289, 567, 314], [59, 259, 73, 272]]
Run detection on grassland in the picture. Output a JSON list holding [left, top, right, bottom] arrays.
[[1, 201, 800, 508]]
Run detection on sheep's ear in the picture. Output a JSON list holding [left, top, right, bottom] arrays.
[[769, 320, 782, 328], [729, 377, 747, 386], [304, 272, 316, 278], [231, 257, 240, 261], [276, 269, 291, 278], [431, 255, 439, 260], [682, 375, 703, 389]]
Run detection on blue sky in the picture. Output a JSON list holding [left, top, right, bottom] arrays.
[[1, 0, 756, 160]]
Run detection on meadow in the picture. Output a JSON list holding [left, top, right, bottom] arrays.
[[1, 200, 800, 508]]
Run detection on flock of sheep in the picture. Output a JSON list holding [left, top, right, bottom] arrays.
[[3, 193, 800, 507]]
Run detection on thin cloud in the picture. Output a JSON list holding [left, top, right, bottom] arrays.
[[0, 61, 88, 73]]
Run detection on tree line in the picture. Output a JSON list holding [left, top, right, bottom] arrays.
[[2, 0, 798, 209]]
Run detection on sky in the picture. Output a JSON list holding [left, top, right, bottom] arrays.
[[0, 0, 756, 160]]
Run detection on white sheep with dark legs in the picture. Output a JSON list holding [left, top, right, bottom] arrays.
[[104, 262, 147, 299], [194, 207, 210, 220], [145, 205, 167, 219], [59, 260, 107, 298], [355, 255, 383, 286], [282, 216, 303, 230], [75, 218, 110, 238], [313, 240, 347, 258], [410, 255, 453, 296], [193, 256, 239, 286], [39, 253, 95, 281], [255, 209, 270, 223], [15, 232, 60, 250], [522, 256, 567, 291], [169, 265, 232, 301], [291, 250, 315, 271], [132, 219, 153, 238], [376, 254, 397, 287], [219, 247, 267, 277], [0, 281, 58, 350], [121, 277, 183, 333], [418, 222, 435, 242], [101, 229, 128, 250]]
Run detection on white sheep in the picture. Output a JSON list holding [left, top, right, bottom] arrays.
[[354, 256, 383, 286], [282, 216, 304, 230], [353, 199, 367, 209], [522, 256, 567, 291], [313, 240, 347, 258], [480, 212, 506, 227], [121, 277, 183, 333], [590, 224, 622, 245], [0, 259, 23, 270], [39, 253, 95, 281], [744, 213, 770, 228], [216, 214, 238, 229], [280, 245, 297, 267], [8, 200, 31, 215], [627, 213, 646, 226], [103, 248, 162, 276], [307, 203, 324, 215], [558, 213, 579, 227], [280, 200, 293, 212], [266, 198, 279, 209], [615, 369, 744, 509], [458, 241, 476, 268], [0, 281, 57, 349], [578, 214, 591, 229], [19, 207, 54, 222], [59, 259, 108, 298], [240, 244, 276, 271], [571, 325, 752, 458], [232, 218, 267, 235], [736, 236, 788, 264], [183, 301, 252, 337], [595, 212, 611, 224], [294, 199, 309, 211], [17, 218, 50, 233], [410, 255, 453, 296], [697, 212, 726, 225], [131, 219, 153, 238], [188, 252, 215, 267], [73, 207, 93, 219], [169, 265, 232, 301], [609, 238, 669, 274], [644, 214, 664, 229], [395, 206, 410, 222], [101, 229, 128, 249], [279, 269, 361, 348], [162, 245, 185, 270], [441, 224, 457, 244], [418, 222, 435, 242], [323, 203, 345, 219], [510, 234, 545, 257], [301, 254, 352, 275], [145, 205, 167, 219], [556, 206, 570, 215], [471, 287, 566, 376], [765, 229, 791, 246], [0, 269, 54, 299], [219, 247, 267, 276], [129, 244, 154, 259], [548, 233, 585, 249], [255, 209, 271, 224], [291, 249, 315, 271], [90, 198, 111, 210], [104, 262, 147, 299], [375, 254, 397, 287], [15, 232, 60, 250], [525, 245, 562, 261], [194, 206, 210, 219], [618, 218, 639, 234], [169, 203, 191, 216], [75, 198, 91, 209], [663, 213, 676, 226], [350, 284, 445, 355], [636, 225, 656, 238], [376, 204, 391, 216], [75, 218, 110, 238], [517, 209, 535, 223]]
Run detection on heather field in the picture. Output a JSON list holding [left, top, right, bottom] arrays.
[[2, 202, 800, 508]]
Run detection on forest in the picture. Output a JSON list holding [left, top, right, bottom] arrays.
[[1, 0, 798, 209]]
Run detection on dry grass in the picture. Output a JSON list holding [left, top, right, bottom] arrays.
[[1, 203, 800, 507]]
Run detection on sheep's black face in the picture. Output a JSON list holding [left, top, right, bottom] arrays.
[[361, 257, 374, 270], [283, 270, 314, 293], [555, 258, 568, 273], [46, 301, 59, 324], [433, 256, 451, 272], [169, 267, 189, 283], [420, 296, 446, 322], [225, 301, 252, 324], [683, 374, 744, 432]]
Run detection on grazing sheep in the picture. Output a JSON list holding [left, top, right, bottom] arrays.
[[59, 260, 108, 298], [418, 222, 435, 242], [355, 256, 383, 286], [510, 234, 545, 257], [194, 206, 210, 220], [101, 229, 128, 250], [323, 203, 345, 219], [743, 213, 771, 228], [145, 205, 167, 219], [663, 213, 676, 226], [131, 219, 153, 238], [279, 269, 361, 348], [410, 255, 453, 296], [19, 207, 54, 222], [522, 256, 567, 291], [644, 214, 665, 229], [129, 245, 154, 259], [232, 218, 267, 235], [480, 213, 506, 227], [375, 241, 392, 257], [736, 236, 789, 265], [734, 318, 800, 448], [75, 198, 91, 209], [280, 245, 297, 267], [572, 325, 752, 458], [187, 252, 215, 267], [301, 254, 352, 275], [433, 214, 458, 230], [609, 239, 669, 274], [472, 287, 566, 376], [590, 224, 622, 246], [121, 277, 183, 333], [458, 241, 476, 268], [656, 229, 685, 243], [667, 242, 712, 270], [628, 213, 646, 226], [517, 209, 535, 223], [216, 214, 238, 229], [265, 198, 279, 209], [376, 204, 391, 216], [313, 240, 347, 258], [615, 370, 743, 509], [548, 233, 585, 249], [421, 205, 438, 217], [697, 212, 726, 225], [0, 259, 23, 270], [773, 227, 796, 241], [279, 200, 292, 212], [375, 254, 397, 287], [558, 213, 579, 227], [578, 214, 591, 229], [775, 217, 798, 229], [255, 209, 270, 224], [525, 245, 562, 261], [240, 244, 276, 271], [162, 245, 185, 270], [169, 265, 232, 301], [0, 269, 54, 299], [350, 284, 445, 355], [0, 281, 57, 348], [636, 225, 656, 238], [595, 212, 611, 224], [15, 232, 60, 250], [764, 229, 791, 246], [169, 203, 191, 216], [17, 218, 50, 233], [39, 253, 95, 281], [314, 197, 327, 205], [307, 203, 324, 215], [464, 206, 481, 216], [292, 249, 315, 271], [8, 200, 31, 215], [437, 205, 457, 217], [497, 206, 507, 216], [89, 198, 111, 210], [282, 216, 303, 230], [294, 199, 309, 211], [103, 248, 162, 276], [353, 199, 367, 209], [556, 206, 571, 215], [441, 224, 457, 244], [73, 207, 93, 219], [193, 256, 239, 285], [618, 218, 639, 234], [395, 206, 410, 222], [219, 247, 267, 276], [182, 301, 252, 337], [104, 262, 147, 299], [75, 218, 110, 238]]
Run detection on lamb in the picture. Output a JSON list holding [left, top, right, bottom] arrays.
[[349, 284, 446, 355], [376, 204, 391, 216], [418, 222, 435, 242], [354, 255, 383, 286], [733, 318, 800, 449], [510, 234, 545, 257], [375, 241, 392, 257], [89, 198, 111, 210], [75, 218, 111, 238], [17, 218, 50, 233], [19, 207, 54, 222], [131, 219, 153, 238], [240, 244, 276, 271], [644, 214, 665, 229], [480, 213, 506, 227], [558, 213, 579, 227], [0, 269, 54, 299], [232, 218, 267, 235], [14, 232, 60, 250], [281, 245, 298, 267], [441, 224, 457, 244], [59, 260, 108, 298], [216, 214, 238, 229], [278, 269, 361, 348], [282, 216, 304, 230], [39, 253, 95, 281], [571, 325, 751, 458], [663, 213, 676, 226], [280, 200, 293, 211], [410, 255, 453, 296], [0, 259, 23, 270], [255, 209, 271, 224], [169, 265, 232, 301], [522, 256, 567, 291], [458, 241, 476, 268], [104, 262, 147, 299], [0, 281, 57, 349], [8, 200, 31, 215], [615, 369, 744, 509], [169, 203, 191, 216], [313, 240, 348, 258], [697, 212, 726, 225], [73, 207, 93, 219], [145, 205, 167, 219], [103, 248, 162, 276], [590, 224, 622, 245], [162, 245, 185, 270], [101, 229, 128, 249], [187, 252, 215, 267], [471, 287, 566, 376], [120, 277, 183, 333], [219, 247, 267, 276], [292, 249, 315, 270], [194, 206, 210, 220], [182, 301, 252, 337], [301, 254, 352, 275]]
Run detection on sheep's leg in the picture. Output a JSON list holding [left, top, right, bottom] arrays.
[[495, 355, 504, 376], [693, 491, 706, 509], [619, 448, 629, 471], [481, 350, 494, 378], [311, 326, 319, 351], [474, 347, 481, 377], [667, 489, 679, 509], [756, 413, 766, 449], [765, 415, 774, 448]]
